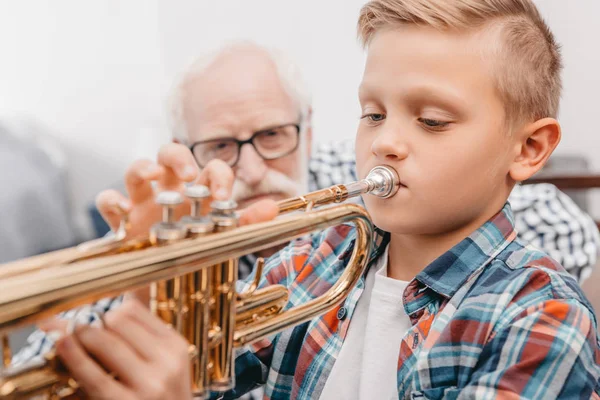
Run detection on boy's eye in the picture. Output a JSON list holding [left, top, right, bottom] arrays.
[[418, 118, 450, 129], [361, 113, 386, 122]]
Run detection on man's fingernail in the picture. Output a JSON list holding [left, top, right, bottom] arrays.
[[47, 330, 64, 342], [144, 165, 160, 176], [118, 200, 131, 211], [56, 335, 73, 352], [216, 188, 229, 199], [180, 165, 197, 179]]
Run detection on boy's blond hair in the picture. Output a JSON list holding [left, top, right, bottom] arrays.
[[358, 0, 562, 128]]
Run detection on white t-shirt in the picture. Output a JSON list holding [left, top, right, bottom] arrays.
[[320, 246, 411, 400]]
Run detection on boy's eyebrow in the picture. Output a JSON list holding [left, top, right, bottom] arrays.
[[403, 85, 469, 117], [359, 81, 469, 117], [358, 82, 376, 101]]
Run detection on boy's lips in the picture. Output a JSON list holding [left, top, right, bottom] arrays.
[[394, 171, 407, 188]]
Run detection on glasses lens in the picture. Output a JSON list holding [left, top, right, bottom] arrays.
[[253, 125, 299, 159], [192, 139, 238, 167]]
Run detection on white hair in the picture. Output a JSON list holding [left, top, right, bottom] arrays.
[[169, 41, 313, 143]]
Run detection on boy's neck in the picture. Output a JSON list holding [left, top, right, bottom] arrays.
[[386, 204, 506, 282]]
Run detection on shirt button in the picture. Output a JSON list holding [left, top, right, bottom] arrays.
[[337, 306, 347, 320]]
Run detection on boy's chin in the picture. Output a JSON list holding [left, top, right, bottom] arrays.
[[370, 218, 408, 234], [365, 202, 434, 235], [369, 216, 438, 236], [367, 208, 413, 234]]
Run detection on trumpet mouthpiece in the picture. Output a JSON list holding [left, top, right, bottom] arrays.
[[365, 165, 400, 199]]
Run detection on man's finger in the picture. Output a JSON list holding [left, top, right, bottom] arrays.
[[124, 159, 162, 204], [96, 190, 131, 231], [156, 143, 198, 191], [73, 326, 152, 389], [38, 317, 68, 334], [55, 334, 134, 399], [104, 306, 163, 361], [238, 199, 279, 226], [116, 298, 175, 339], [196, 159, 235, 202]]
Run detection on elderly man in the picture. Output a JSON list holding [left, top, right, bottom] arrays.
[[13, 40, 600, 370], [94, 42, 312, 281]]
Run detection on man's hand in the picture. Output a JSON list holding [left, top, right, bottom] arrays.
[[96, 143, 279, 238], [55, 298, 193, 400], [97, 143, 223, 238]]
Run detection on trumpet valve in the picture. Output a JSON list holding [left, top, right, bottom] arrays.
[[181, 185, 215, 236], [209, 200, 238, 231], [150, 191, 187, 244], [185, 185, 211, 218]]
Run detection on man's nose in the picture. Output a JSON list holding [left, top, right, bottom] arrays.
[[235, 144, 268, 186]]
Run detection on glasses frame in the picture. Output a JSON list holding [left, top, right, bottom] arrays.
[[189, 123, 301, 168]]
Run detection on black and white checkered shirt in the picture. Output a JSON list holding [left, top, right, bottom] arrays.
[[12, 140, 600, 365]]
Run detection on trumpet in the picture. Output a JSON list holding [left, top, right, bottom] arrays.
[[0, 165, 399, 399]]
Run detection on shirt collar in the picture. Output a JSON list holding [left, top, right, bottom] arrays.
[[416, 203, 517, 299], [370, 203, 518, 300]]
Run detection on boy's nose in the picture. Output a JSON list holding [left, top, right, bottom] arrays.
[[235, 144, 269, 186], [371, 126, 408, 162]]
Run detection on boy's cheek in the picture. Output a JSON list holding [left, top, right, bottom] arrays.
[[353, 147, 370, 179]]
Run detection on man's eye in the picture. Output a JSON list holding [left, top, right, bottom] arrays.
[[213, 142, 229, 150], [263, 130, 280, 137], [418, 118, 450, 129]]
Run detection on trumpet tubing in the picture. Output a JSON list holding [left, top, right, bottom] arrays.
[[0, 166, 399, 399]]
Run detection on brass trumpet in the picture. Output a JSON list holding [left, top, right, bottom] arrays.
[[0, 165, 399, 399]]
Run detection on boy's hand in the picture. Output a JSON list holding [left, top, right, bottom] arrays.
[[95, 143, 278, 238]]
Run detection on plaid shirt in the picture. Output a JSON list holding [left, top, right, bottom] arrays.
[[225, 203, 600, 399]]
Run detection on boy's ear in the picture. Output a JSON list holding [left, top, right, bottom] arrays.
[[509, 117, 561, 182]]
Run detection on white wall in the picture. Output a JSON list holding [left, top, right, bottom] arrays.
[[156, 0, 368, 148], [532, 0, 600, 216], [536, 1, 600, 159], [0, 1, 168, 236], [0, 0, 599, 238]]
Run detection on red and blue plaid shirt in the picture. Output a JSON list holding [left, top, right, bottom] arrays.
[[224, 203, 600, 399]]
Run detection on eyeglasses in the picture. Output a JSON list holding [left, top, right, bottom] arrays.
[[189, 123, 301, 168]]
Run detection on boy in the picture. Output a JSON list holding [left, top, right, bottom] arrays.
[[50, 0, 599, 398]]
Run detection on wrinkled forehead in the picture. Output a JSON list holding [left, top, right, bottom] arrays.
[[182, 53, 300, 141]]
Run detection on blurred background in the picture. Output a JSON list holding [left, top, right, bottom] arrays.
[[0, 0, 598, 252]]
